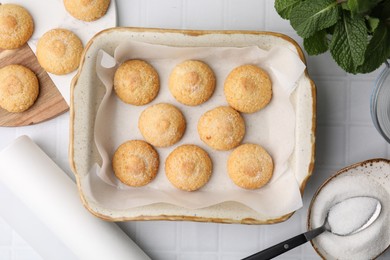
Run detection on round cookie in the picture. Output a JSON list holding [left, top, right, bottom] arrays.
[[224, 64, 272, 113], [198, 106, 245, 151], [0, 4, 34, 49], [36, 28, 83, 75], [139, 103, 186, 147], [112, 140, 159, 187], [165, 144, 212, 191], [64, 0, 110, 22], [0, 64, 39, 113], [168, 60, 216, 106], [114, 60, 160, 106], [227, 143, 273, 190]]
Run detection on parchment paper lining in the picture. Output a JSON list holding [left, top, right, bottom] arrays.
[[88, 40, 306, 217]]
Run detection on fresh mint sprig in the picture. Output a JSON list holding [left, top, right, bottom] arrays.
[[275, 0, 390, 74]]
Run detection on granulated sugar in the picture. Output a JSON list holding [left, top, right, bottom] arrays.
[[327, 197, 380, 236], [309, 162, 390, 260]]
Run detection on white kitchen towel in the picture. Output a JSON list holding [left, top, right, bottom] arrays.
[[0, 135, 150, 260]]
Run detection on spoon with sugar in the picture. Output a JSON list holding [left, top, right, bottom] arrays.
[[243, 196, 382, 260]]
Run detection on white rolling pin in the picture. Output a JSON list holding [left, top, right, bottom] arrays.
[[0, 135, 150, 260]]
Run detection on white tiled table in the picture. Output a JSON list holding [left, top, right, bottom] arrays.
[[1, 0, 390, 259]]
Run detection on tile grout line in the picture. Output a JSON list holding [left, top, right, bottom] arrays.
[[256, 225, 262, 258], [136, 0, 142, 26], [11, 231, 17, 260], [181, 0, 187, 29], [317, 121, 375, 127], [140, 0, 147, 27], [176, 222, 180, 260], [344, 78, 351, 165], [179, 0, 184, 29], [217, 224, 222, 260], [222, 0, 227, 31], [263, 0, 269, 31], [134, 222, 139, 247]]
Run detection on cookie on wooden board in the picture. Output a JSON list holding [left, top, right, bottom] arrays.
[[0, 64, 39, 113]]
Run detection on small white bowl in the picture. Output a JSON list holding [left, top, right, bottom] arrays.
[[308, 159, 390, 259], [371, 61, 390, 143]]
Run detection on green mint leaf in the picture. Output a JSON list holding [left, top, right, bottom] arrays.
[[274, 0, 302, 19], [367, 16, 380, 33], [341, 2, 350, 11], [290, 0, 340, 38], [303, 30, 329, 55], [348, 0, 383, 15], [330, 11, 368, 73], [356, 21, 390, 73]]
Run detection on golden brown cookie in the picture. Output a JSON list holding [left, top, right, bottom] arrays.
[[168, 60, 216, 106], [227, 143, 273, 190], [63, 0, 110, 22], [197, 106, 245, 151], [0, 64, 39, 112], [114, 60, 160, 106], [224, 64, 272, 113], [0, 4, 34, 50], [36, 28, 83, 75], [165, 144, 212, 191], [112, 140, 159, 187], [139, 103, 186, 147]]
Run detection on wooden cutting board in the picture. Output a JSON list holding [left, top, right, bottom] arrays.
[[0, 44, 69, 127]]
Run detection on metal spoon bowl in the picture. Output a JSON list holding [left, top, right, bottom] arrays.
[[242, 196, 382, 260]]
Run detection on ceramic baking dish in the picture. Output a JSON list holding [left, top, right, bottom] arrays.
[[69, 27, 316, 224]]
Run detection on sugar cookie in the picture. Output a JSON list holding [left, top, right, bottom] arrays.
[[165, 144, 212, 191], [227, 143, 273, 189], [64, 0, 110, 22], [0, 64, 39, 112], [114, 60, 160, 106], [198, 106, 245, 150], [36, 28, 83, 75], [224, 64, 272, 113], [0, 4, 34, 49], [112, 140, 159, 187], [169, 60, 216, 106], [139, 103, 186, 147]]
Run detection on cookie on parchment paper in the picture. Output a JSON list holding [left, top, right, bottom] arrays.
[[224, 64, 272, 113], [165, 144, 212, 191], [227, 143, 273, 190], [169, 60, 216, 106], [138, 103, 186, 148], [114, 59, 160, 106], [112, 140, 159, 187], [198, 106, 245, 151]]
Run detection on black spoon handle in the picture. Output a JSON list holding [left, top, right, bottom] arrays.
[[242, 233, 308, 260], [242, 226, 326, 260]]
